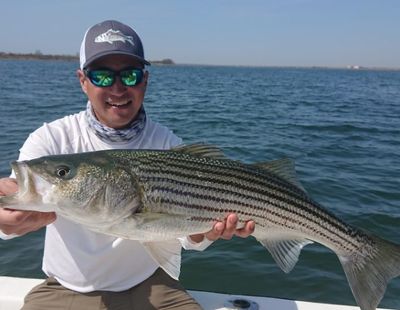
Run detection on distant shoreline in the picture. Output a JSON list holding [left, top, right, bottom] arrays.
[[0, 52, 77, 61], [0, 52, 175, 65], [1, 52, 399, 70]]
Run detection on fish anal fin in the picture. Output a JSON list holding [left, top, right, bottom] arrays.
[[171, 143, 227, 160], [253, 158, 307, 193], [257, 236, 313, 273], [143, 239, 182, 280]]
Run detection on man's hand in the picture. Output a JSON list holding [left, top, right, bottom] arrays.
[[189, 213, 255, 243], [0, 177, 18, 196], [0, 178, 56, 236]]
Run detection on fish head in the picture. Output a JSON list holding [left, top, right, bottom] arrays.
[[8, 151, 140, 227]]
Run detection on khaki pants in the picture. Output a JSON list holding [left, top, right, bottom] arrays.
[[22, 269, 202, 310]]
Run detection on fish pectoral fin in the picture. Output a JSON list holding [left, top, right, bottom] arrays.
[[142, 239, 182, 280], [257, 236, 313, 273], [133, 212, 189, 232], [134, 212, 171, 224], [252, 158, 307, 193], [105, 212, 190, 241], [171, 143, 227, 160]]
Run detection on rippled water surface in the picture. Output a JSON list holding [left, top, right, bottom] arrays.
[[0, 60, 399, 308]]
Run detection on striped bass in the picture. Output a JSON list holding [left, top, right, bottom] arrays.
[[1, 144, 399, 310]]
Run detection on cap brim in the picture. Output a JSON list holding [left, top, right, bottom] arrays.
[[83, 51, 151, 69]]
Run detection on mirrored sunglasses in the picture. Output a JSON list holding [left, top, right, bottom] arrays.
[[84, 68, 144, 87]]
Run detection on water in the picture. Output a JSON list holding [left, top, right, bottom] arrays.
[[0, 60, 399, 308]]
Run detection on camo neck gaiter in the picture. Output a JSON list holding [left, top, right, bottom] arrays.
[[85, 101, 146, 143]]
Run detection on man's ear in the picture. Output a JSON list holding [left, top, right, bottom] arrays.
[[142, 70, 149, 89], [76, 69, 88, 94]]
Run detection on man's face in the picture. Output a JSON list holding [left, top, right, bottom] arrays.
[[77, 54, 148, 129]]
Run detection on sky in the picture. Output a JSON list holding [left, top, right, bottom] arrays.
[[1, 0, 400, 68]]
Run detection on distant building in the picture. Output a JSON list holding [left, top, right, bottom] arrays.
[[346, 65, 362, 70]]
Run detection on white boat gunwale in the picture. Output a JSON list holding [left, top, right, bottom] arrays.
[[0, 276, 396, 310]]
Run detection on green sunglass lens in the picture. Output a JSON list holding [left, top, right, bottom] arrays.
[[90, 71, 114, 87], [121, 70, 143, 86]]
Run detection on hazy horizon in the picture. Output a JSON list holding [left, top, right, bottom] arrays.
[[2, 0, 400, 68]]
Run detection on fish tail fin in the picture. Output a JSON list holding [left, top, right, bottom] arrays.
[[339, 235, 400, 310]]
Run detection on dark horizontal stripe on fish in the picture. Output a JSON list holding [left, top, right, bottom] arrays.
[[147, 184, 360, 251], [141, 174, 333, 230], [139, 165, 351, 234], [133, 153, 360, 249], [141, 156, 314, 205], [139, 159, 308, 202], [158, 195, 358, 251], [141, 172, 307, 209]]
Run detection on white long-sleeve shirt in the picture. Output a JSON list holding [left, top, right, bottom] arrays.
[[1, 110, 212, 292]]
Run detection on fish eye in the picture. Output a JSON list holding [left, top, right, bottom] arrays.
[[56, 166, 71, 178]]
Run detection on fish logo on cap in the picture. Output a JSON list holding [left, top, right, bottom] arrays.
[[94, 29, 135, 46]]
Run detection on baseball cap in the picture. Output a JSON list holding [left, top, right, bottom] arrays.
[[79, 20, 150, 69]]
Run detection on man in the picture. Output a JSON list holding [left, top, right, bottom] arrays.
[[0, 20, 255, 309]]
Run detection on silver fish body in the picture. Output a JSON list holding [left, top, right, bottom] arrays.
[[1, 144, 399, 310]]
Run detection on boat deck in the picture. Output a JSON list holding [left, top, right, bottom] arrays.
[[0, 276, 394, 310]]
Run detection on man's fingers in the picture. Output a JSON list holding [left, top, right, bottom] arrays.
[[25, 212, 57, 227], [235, 220, 256, 238], [204, 221, 225, 241], [0, 210, 56, 236], [0, 209, 31, 225], [200, 214, 256, 243], [0, 178, 18, 196], [220, 214, 239, 239]]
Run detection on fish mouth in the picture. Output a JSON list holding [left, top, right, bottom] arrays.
[[11, 161, 51, 203], [0, 161, 56, 212], [12, 161, 34, 196]]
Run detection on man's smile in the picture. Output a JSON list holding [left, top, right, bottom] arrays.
[[106, 100, 132, 108]]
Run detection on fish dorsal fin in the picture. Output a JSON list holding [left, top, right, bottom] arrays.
[[257, 237, 313, 273], [172, 143, 227, 160], [253, 158, 307, 192]]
